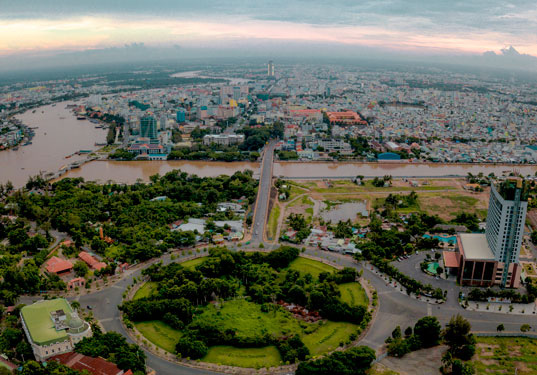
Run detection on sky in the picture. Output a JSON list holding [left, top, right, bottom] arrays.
[[1, 0, 537, 67]]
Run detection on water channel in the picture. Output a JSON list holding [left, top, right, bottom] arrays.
[[0, 102, 107, 187]]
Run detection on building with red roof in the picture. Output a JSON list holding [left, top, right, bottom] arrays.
[[326, 111, 367, 125], [78, 251, 107, 271], [50, 352, 132, 375], [45, 256, 73, 275]]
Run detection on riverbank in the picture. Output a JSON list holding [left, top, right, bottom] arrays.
[[50, 159, 537, 185]]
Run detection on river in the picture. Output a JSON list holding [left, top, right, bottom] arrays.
[[59, 160, 261, 183], [56, 160, 537, 185], [0, 102, 107, 187]]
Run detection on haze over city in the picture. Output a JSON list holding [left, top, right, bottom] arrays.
[[2, 0, 537, 72]]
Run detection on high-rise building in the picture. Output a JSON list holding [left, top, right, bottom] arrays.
[[233, 86, 241, 101], [140, 116, 157, 140], [176, 109, 186, 123], [446, 177, 527, 288], [486, 178, 528, 286], [267, 60, 275, 77]]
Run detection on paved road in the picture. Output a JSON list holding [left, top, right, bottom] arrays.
[[251, 141, 276, 244], [19, 245, 537, 374]]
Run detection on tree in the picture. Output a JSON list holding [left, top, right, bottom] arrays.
[[520, 324, 531, 332], [414, 316, 441, 348], [176, 336, 208, 359], [391, 326, 402, 340], [404, 326, 413, 337], [496, 324, 504, 332], [295, 346, 375, 375], [73, 261, 89, 278], [443, 314, 476, 360], [531, 231, 537, 245]]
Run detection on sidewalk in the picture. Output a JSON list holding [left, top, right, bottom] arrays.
[[463, 300, 537, 315]]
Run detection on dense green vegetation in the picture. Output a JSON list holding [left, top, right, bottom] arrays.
[[168, 143, 259, 162], [0, 170, 256, 302], [15, 360, 84, 375], [122, 248, 369, 366], [75, 326, 146, 374], [295, 345, 375, 375], [385, 316, 441, 357]]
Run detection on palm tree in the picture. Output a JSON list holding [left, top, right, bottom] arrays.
[[71, 301, 81, 311]]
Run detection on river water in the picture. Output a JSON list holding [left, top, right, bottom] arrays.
[[0, 102, 107, 187], [59, 160, 260, 183], [56, 160, 537, 184], [4, 103, 537, 187]]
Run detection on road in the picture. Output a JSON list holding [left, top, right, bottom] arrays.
[[251, 141, 276, 244], [19, 245, 537, 375]]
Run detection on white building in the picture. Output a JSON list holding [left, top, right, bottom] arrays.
[[20, 299, 92, 362]]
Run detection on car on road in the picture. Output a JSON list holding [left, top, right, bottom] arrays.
[[86, 305, 92, 310]]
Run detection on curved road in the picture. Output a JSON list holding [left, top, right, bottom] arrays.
[[60, 246, 536, 375], [20, 144, 537, 374]]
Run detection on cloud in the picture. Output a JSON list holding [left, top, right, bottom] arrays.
[[0, 0, 536, 60]]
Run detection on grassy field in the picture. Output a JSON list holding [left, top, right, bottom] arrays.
[[288, 257, 335, 279], [203, 345, 282, 368], [338, 282, 369, 307], [195, 299, 302, 339], [419, 192, 487, 220], [267, 204, 280, 240], [134, 258, 366, 367], [135, 320, 182, 353], [288, 194, 314, 208], [302, 320, 359, 356], [180, 256, 207, 269], [133, 281, 158, 300], [471, 336, 537, 375], [312, 180, 456, 194]]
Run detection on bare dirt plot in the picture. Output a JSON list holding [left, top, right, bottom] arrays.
[[526, 210, 537, 230], [419, 192, 489, 221]]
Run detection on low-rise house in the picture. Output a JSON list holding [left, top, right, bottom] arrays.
[[51, 352, 132, 375], [67, 277, 85, 290], [45, 257, 74, 276], [78, 251, 107, 271], [20, 299, 92, 361]]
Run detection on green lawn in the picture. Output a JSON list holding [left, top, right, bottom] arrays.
[[471, 336, 537, 375], [202, 345, 282, 368], [267, 204, 280, 240], [338, 282, 368, 307], [180, 256, 207, 269], [288, 257, 335, 279], [195, 299, 302, 339], [134, 258, 366, 367], [135, 320, 182, 353], [302, 320, 359, 356], [133, 281, 158, 300], [288, 194, 314, 208], [288, 185, 308, 200]]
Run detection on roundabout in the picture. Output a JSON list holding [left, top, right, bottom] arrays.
[[120, 247, 374, 373]]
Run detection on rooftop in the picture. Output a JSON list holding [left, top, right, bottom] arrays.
[[443, 251, 460, 268], [45, 256, 73, 274], [458, 233, 495, 261], [21, 299, 73, 346], [50, 352, 129, 375]]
